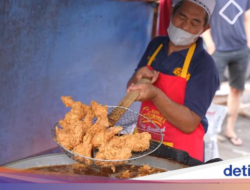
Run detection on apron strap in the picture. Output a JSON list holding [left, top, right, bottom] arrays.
[[146, 42, 197, 80], [147, 44, 163, 66], [180, 43, 196, 79]]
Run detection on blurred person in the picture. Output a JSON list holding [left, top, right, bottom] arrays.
[[246, 9, 250, 79], [203, 0, 250, 146]]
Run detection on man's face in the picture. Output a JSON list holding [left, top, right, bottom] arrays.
[[172, 1, 208, 35]]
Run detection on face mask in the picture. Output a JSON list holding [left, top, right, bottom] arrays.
[[167, 20, 202, 46]]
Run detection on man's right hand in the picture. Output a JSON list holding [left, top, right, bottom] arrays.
[[126, 66, 159, 91], [134, 66, 159, 84]]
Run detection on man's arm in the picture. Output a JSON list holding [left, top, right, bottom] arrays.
[[127, 82, 201, 134], [202, 29, 216, 55], [153, 87, 201, 134], [245, 9, 250, 49]]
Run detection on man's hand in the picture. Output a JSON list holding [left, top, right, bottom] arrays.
[[126, 66, 159, 90], [134, 66, 159, 84], [127, 81, 201, 133], [127, 83, 159, 102]]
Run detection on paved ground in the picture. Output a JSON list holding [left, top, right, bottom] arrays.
[[217, 115, 250, 160]]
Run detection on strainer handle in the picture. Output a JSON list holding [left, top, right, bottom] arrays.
[[108, 77, 151, 126]]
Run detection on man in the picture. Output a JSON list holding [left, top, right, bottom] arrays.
[[203, 0, 250, 146], [127, 0, 219, 162]]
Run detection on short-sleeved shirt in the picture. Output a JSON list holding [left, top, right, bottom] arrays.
[[210, 0, 250, 52], [136, 36, 220, 132]]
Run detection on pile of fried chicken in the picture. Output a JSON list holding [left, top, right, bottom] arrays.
[[55, 96, 151, 167]]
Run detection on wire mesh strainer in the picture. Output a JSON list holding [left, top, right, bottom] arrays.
[[51, 106, 163, 168]]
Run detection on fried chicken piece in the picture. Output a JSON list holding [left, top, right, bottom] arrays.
[[60, 100, 110, 166], [123, 132, 151, 152], [92, 127, 123, 148], [71, 120, 107, 166], [138, 164, 152, 173], [56, 96, 90, 149], [61, 96, 75, 107], [55, 127, 73, 150], [136, 165, 163, 178], [73, 134, 93, 166], [72, 101, 89, 118], [83, 109, 95, 126], [69, 120, 86, 147], [56, 120, 87, 149], [82, 101, 108, 127], [83, 102, 111, 138], [91, 101, 110, 127], [87, 120, 106, 135], [96, 146, 132, 161], [60, 96, 89, 131], [117, 170, 131, 179], [105, 132, 151, 152], [94, 145, 131, 167], [61, 96, 89, 116], [58, 119, 71, 130], [93, 132, 151, 167], [91, 131, 105, 148]]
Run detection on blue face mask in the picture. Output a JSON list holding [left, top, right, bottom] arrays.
[[167, 20, 202, 46]]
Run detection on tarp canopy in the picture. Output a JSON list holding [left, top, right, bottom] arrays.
[[0, 0, 155, 165]]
